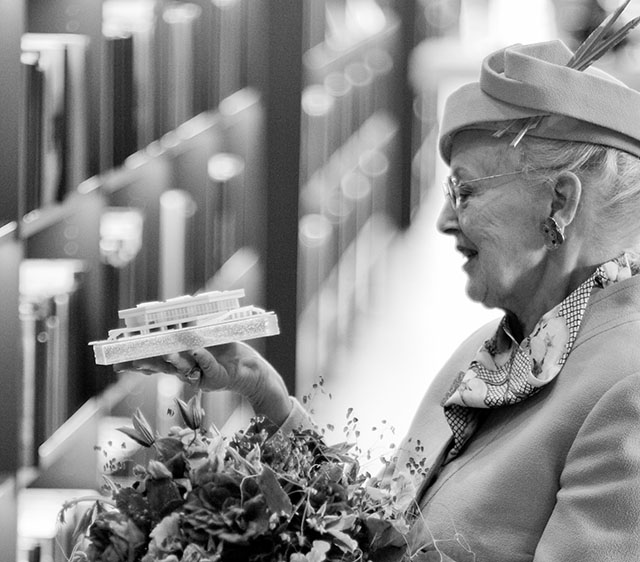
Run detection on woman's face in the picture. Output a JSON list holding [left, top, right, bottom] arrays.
[[437, 131, 550, 314]]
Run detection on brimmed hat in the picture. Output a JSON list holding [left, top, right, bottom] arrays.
[[439, 39, 640, 163]]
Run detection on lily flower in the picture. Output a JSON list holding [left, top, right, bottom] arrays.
[[175, 393, 205, 431], [117, 408, 155, 447]]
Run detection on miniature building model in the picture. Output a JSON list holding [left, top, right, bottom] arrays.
[[110, 289, 245, 335], [91, 289, 279, 365]]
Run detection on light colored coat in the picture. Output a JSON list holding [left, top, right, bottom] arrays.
[[394, 274, 640, 561]]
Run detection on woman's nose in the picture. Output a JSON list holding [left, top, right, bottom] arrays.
[[436, 199, 459, 235]]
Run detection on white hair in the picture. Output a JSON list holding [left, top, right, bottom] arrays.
[[516, 136, 640, 247]]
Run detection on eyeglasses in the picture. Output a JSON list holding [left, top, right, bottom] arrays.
[[442, 170, 531, 211]]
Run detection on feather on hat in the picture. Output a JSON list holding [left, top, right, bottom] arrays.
[[439, 0, 640, 162]]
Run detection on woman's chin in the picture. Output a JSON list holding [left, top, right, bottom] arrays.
[[464, 275, 492, 308], [464, 282, 482, 304]]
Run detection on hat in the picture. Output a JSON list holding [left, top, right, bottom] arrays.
[[438, 39, 640, 163]]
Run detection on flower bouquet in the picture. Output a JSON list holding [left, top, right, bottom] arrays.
[[59, 393, 424, 562]]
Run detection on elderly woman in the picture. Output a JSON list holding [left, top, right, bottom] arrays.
[[120, 36, 640, 562]]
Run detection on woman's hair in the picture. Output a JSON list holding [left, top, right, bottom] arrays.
[[515, 133, 640, 247]]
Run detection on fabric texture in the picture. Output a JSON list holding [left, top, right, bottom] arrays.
[[277, 396, 313, 435], [391, 273, 640, 562], [438, 40, 640, 163], [443, 253, 639, 457]]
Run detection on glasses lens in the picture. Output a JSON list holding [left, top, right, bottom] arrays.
[[444, 176, 458, 209]]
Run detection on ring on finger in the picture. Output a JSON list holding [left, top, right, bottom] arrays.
[[185, 365, 202, 382]]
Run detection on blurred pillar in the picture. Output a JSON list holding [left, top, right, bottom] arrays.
[[263, 0, 304, 394]]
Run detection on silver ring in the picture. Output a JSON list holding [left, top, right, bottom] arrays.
[[185, 365, 202, 382]]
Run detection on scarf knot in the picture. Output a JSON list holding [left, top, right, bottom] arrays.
[[443, 252, 639, 457]]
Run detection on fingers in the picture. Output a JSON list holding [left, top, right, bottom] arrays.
[[114, 356, 179, 376], [200, 342, 292, 425], [113, 352, 201, 385], [111, 343, 261, 395], [164, 352, 205, 385], [189, 348, 231, 391]]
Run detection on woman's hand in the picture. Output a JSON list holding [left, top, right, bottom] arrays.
[[114, 342, 292, 426]]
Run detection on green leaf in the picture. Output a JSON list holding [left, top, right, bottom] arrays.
[[147, 459, 173, 480], [257, 465, 293, 516], [366, 516, 409, 550], [327, 528, 358, 553], [154, 436, 185, 460], [325, 513, 357, 532], [145, 476, 184, 519], [71, 501, 99, 544]]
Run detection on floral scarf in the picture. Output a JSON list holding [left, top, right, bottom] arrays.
[[442, 252, 640, 458]]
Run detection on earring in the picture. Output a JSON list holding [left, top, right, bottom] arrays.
[[542, 216, 565, 250]]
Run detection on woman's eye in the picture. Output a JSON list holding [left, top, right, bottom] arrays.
[[457, 184, 473, 202]]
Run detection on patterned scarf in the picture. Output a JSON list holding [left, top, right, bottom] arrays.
[[442, 252, 640, 458]]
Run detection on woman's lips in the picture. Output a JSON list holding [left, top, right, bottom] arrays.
[[457, 245, 478, 261]]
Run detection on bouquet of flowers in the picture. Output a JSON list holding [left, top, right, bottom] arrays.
[[58, 393, 427, 562]]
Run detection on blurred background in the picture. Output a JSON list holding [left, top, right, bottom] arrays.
[[1, 0, 640, 559]]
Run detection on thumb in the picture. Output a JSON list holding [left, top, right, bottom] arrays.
[[189, 348, 231, 391]]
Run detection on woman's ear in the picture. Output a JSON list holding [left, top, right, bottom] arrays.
[[550, 171, 582, 228]]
